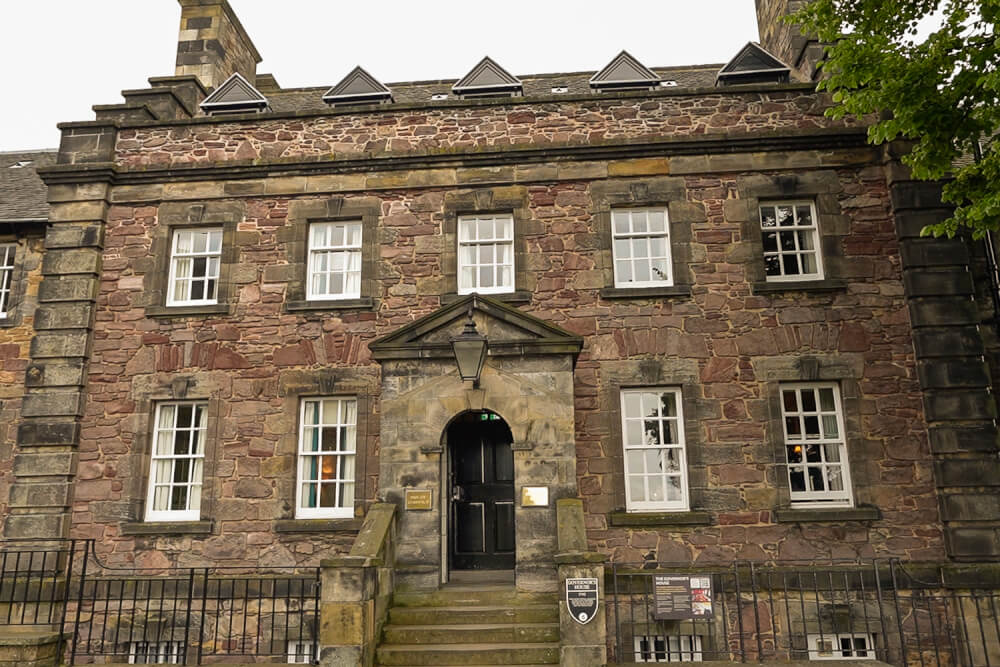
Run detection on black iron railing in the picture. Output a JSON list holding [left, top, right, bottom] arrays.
[[608, 560, 1000, 667], [0, 539, 320, 665]]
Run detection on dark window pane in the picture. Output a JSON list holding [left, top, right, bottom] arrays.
[[789, 468, 805, 491], [762, 231, 778, 252], [782, 390, 798, 412], [801, 391, 817, 412], [765, 256, 781, 276], [783, 254, 800, 275], [785, 417, 801, 436], [779, 231, 796, 251]]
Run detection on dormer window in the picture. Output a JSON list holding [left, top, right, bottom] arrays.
[[323, 66, 393, 106], [717, 42, 791, 86], [590, 50, 660, 92], [452, 56, 523, 99], [199, 72, 269, 115]]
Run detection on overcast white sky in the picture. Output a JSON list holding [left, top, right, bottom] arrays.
[[0, 1, 760, 151]]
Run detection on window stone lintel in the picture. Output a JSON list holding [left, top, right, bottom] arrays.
[[274, 518, 364, 533], [774, 505, 881, 523], [145, 303, 230, 318], [121, 520, 213, 536], [750, 277, 847, 295], [600, 285, 692, 300], [285, 297, 375, 312], [441, 290, 531, 305], [609, 510, 712, 527]]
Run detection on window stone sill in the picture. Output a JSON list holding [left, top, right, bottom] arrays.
[[0, 316, 18, 329], [285, 297, 375, 312], [609, 510, 712, 527], [145, 304, 230, 318], [600, 285, 692, 300], [121, 520, 213, 536], [441, 291, 531, 305], [774, 505, 881, 523], [751, 278, 847, 295], [274, 518, 364, 533]]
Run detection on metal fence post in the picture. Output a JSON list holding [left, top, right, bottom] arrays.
[[68, 540, 91, 666]]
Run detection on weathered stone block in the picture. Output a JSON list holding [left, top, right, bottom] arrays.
[[44, 222, 104, 249], [17, 422, 80, 448], [8, 483, 71, 509], [903, 270, 973, 297], [941, 494, 1000, 521], [21, 391, 84, 418], [4, 512, 66, 539], [928, 424, 1000, 453], [12, 450, 76, 476], [917, 360, 990, 390], [899, 238, 969, 267], [912, 327, 984, 357], [33, 303, 94, 330], [934, 458, 1000, 487], [923, 389, 996, 422], [30, 332, 90, 358], [38, 276, 98, 303]]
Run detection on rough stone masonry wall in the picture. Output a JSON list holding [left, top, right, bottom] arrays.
[[115, 90, 861, 167], [0, 236, 44, 526], [73, 156, 943, 566]]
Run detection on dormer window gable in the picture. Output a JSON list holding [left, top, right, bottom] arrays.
[[452, 56, 523, 99], [590, 50, 660, 92], [322, 66, 393, 106], [199, 72, 269, 115], [716, 42, 792, 86]]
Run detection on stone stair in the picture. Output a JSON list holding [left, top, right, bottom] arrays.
[[376, 584, 561, 666]]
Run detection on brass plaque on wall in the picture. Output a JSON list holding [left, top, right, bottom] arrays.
[[405, 489, 433, 511]]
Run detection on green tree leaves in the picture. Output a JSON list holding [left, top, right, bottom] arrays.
[[794, 0, 999, 238]]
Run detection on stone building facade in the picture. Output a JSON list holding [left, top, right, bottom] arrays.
[[2, 0, 999, 609]]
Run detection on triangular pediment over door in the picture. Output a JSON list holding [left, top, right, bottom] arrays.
[[368, 294, 582, 361]]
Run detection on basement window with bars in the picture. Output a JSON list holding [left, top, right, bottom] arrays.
[[307, 221, 362, 300], [759, 201, 823, 281], [807, 633, 876, 660], [145, 402, 207, 522], [612, 208, 672, 287], [128, 641, 185, 664], [0, 243, 14, 318], [621, 388, 689, 512], [286, 640, 315, 664], [457, 214, 514, 294], [634, 635, 703, 662], [296, 397, 357, 519], [780, 383, 852, 506], [166, 228, 222, 306]]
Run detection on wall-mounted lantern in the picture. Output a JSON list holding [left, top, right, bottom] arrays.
[[450, 306, 487, 387]]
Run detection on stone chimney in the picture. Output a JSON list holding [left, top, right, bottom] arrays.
[[175, 0, 262, 91], [754, 0, 825, 81]]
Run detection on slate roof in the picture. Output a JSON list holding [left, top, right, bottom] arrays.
[[264, 65, 723, 114], [0, 150, 56, 222]]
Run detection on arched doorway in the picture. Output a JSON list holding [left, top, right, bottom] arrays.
[[446, 410, 515, 571]]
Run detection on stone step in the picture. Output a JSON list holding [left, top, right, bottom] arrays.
[[376, 643, 559, 666], [392, 588, 557, 608], [382, 622, 560, 645], [388, 605, 559, 626]]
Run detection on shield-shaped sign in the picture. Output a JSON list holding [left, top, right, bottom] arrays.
[[565, 577, 599, 625]]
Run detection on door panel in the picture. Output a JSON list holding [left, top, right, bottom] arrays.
[[450, 415, 515, 570]]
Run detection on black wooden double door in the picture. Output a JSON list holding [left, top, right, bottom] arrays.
[[449, 418, 515, 570]]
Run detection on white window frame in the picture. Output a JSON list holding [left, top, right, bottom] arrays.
[[145, 402, 208, 522], [295, 397, 357, 519], [611, 207, 673, 288], [165, 228, 223, 306], [759, 200, 824, 282], [306, 220, 362, 301], [807, 633, 876, 660], [457, 213, 515, 295], [286, 639, 315, 664], [621, 387, 689, 512], [779, 382, 853, 507], [128, 641, 184, 664], [0, 243, 15, 318], [634, 635, 703, 662]]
